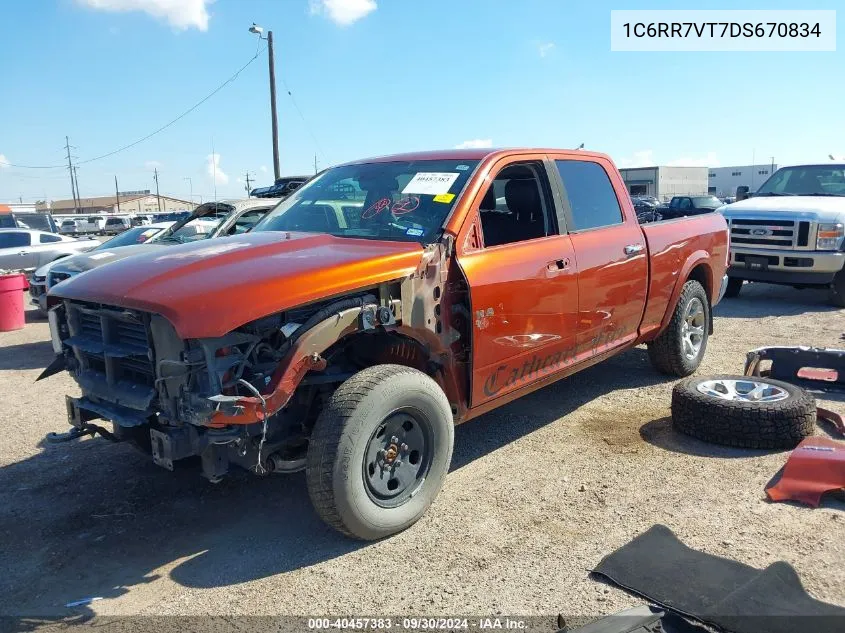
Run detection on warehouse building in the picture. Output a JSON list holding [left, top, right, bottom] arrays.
[[618, 166, 709, 201], [37, 192, 195, 215], [707, 164, 778, 197]]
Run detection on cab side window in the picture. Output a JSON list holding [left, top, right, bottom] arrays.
[[555, 160, 623, 231], [0, 232, 31, 248], [478, 162, 557, 247], [40, 233, 62, 243]]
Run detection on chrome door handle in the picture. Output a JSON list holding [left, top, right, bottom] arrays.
[[624, 244, 644, 256]]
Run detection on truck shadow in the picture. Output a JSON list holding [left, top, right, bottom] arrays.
[[714, 283, 838, 319], [0, 340, 55, 371], [0, 347, 670, 615]]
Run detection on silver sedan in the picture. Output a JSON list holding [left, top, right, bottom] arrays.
[[0, 229, 98, 272]]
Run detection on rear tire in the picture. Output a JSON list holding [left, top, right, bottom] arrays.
[[648, 280, 709, 377], [724, 277, 743, 298], [672, 375, 816, 449], [306, 364, 454, 540]]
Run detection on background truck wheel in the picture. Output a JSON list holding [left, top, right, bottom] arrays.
[[647, 280, 709, 377], [306, 364, 454, 540], [724, 277, 743, 298], [671, 375, 816, 449], [829, 269, 845, 307]]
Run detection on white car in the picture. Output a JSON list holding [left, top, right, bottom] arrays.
[[29, 222, 174, 313], [0, 229, 97, 272]]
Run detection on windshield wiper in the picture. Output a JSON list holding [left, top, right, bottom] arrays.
[[801, 192, 845, 197], [758, 192, 795, 197]]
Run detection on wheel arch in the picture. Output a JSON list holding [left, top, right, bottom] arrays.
[[658, 252, 715, 336]]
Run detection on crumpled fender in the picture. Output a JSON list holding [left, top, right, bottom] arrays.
[[766, 436, 845, 507]]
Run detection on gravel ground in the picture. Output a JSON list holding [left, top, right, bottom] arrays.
[[0, 282, 842, 625]]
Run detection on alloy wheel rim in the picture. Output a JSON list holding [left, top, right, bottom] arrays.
[[696, 378, 790, 402], [681, 298, 706, 360]]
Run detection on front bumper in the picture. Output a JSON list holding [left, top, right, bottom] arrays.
[[728, 247, 844, 285], [29, 280, 47, 311]]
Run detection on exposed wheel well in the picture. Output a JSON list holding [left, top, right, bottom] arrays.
[[687, 263, 712, 304]]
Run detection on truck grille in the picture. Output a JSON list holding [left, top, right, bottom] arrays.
[[63, 302, 158, 410], [728, 218, 814, 250]]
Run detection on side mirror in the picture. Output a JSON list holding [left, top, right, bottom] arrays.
[[736, 186, 750, 201]]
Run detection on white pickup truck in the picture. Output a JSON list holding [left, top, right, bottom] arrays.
[[719, 163, 845, 306]]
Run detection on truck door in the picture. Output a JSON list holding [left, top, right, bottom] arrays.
[[456, 157, 579, 407], [551, 158, 648, 356]]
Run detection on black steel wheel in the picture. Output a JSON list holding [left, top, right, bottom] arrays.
[[363, 409, 433, 509]]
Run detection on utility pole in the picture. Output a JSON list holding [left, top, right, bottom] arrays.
[[115, 175, 121, 213], [314, 154, 318, 175], [184, 177, 193, 207], [153, 168, 162, 213], [244, 172, 254, 197], [73, 167, 81, 211], [770, 156, 775, 173], [65, 136, 79, 213], [268, 30, 280, 181]]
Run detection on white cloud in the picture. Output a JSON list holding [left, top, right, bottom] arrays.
[[537, 42, 555, 58], [667, 152, 720, 168], [0, 154, 9, 169], [309, 0, 376, 26], [76, 0, 213, 31], [618, 150, 655, 168], [144, 160, 161, 170], [259, 165, 268, 173], [206, 153, 228, 185], [455, 139, 493, 150]]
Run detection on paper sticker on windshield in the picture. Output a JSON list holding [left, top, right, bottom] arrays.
[[402, 172, 460, 196], [456, 164, 470, 171], [405, 228, 424, 237], [433, 193, 455, 204]]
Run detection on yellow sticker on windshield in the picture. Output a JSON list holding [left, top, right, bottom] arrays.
[[433, 193, 455, 204]]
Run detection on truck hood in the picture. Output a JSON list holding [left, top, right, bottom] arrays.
[[51, 231, 425, 338], [720, 196, 845, 223]]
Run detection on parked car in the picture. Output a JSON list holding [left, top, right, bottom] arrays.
[[103, 216, 131, 235], [29, 222, 175, 313], [661, 195, 724, 220], [0, 211, 59, 233], [45, 148, 728, 540], [0, 229, 96, 272], [719, 163, 845, 305], [251, 175, 310, 198], [152, 211, 191, 223], [30, 199, 279, 314], [59, 218, 83, 235]]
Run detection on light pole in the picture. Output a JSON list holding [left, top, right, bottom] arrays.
[[250, 23, 280, 181], [184, 177, 193, 206]]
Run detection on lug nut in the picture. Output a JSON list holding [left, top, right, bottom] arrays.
[[391, 436, 399, 444], [401, 443, 408, 452]]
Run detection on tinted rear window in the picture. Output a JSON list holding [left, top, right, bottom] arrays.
[[0, 232, 31, 248], [555, 160, 623, 231]]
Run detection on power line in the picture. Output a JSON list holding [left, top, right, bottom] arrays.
[[278, 75, 327, 163], [5, 46, 266, 170]]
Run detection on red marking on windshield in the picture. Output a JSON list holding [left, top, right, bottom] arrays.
[[391, 196, 420, 215], [361, 197, 392, 220]]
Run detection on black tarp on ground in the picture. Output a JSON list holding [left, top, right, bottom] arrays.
[[591, 524, 845, 633]]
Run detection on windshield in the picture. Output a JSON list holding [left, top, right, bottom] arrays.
[[253, 159, 480, 243], [692, 196, 723, 209], [156, 205, 233, 244], [756, 165, 845, 196], [92, 225, 164, 250]]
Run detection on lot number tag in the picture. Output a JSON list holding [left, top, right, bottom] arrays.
[[402, 172, 460, 195]]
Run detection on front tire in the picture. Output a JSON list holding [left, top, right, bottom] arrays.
[[829, 268, 845, 308], [306, 364, 454, 540], [647, 280, 710, 376]]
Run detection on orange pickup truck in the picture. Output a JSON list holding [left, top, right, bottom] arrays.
[[46, 148, 729, 539]]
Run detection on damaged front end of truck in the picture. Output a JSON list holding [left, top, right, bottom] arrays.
[[42, 239, 470, 483]]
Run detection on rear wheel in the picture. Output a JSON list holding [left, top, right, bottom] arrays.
[[724, 277, 744, 298], [306, 364, 454, 540], [648, 280, 709, 376]]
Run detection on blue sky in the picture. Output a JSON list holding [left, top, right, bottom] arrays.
[[0, 0, 842, 203]]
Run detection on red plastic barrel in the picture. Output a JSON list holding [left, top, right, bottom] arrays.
[[0, 273, 27, 332]]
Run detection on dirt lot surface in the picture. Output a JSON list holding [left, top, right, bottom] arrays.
[[0, 283, 843, 624]]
